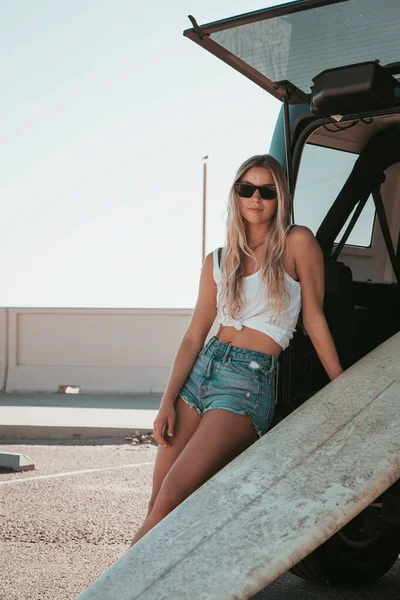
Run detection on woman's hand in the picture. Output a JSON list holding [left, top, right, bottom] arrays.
[[152, 403, 176, 447]]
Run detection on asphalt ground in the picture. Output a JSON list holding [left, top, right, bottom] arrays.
[[0, 437, 399, 600]]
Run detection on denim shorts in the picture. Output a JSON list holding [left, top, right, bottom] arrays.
[[178, 336, 278, 438]]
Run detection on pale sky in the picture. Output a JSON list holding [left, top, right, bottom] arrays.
[[1, 0, 373, 308], [0, 1, 295, 308]]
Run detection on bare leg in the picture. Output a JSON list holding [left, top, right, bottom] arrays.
[[130, 408, 258, 546], [130, 396, 201, 546]]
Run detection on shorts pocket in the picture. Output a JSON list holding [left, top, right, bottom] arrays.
[[226, 356, 264, 380]]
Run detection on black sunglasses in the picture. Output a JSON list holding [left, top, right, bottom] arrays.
[[234, 182, 277, 200]]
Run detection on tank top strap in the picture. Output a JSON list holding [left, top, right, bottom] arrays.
[[212, 248, 222, 284]]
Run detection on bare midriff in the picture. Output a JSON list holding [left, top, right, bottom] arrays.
[[216, 324, 283, 357]]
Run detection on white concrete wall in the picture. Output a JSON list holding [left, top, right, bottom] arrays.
[[0, 309, 7, 392], [0, 308, 219, 394]]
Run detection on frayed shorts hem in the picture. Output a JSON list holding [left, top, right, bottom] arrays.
[[179, 393, 202, 415], [179, 394, 263, 438]]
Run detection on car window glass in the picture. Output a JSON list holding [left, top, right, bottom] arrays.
[[208, 0, 400, 99], [294, 144, 375, 247]]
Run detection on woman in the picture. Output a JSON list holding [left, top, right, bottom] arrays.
[[130, 154, 343, 547]]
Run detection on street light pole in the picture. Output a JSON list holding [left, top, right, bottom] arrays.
[[201, 155, 208, 263]]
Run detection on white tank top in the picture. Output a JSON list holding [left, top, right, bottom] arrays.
[[213, 248, 302, 350]]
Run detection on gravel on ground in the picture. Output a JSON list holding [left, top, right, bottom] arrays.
[[0, 435, 157, 600]]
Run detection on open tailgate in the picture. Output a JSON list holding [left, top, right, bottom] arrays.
[[184, 0, 400, 104]]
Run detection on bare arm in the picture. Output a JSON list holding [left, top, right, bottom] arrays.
[[291, 226, 344, 381], [161, 251, 217, 406]]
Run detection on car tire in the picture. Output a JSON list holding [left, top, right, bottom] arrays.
[[290, 510, 400, 587]]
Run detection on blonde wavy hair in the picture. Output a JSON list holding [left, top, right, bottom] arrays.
[[220, 154, 292, 319]]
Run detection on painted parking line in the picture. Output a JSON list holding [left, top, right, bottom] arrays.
[[0, 461, 155, 486]]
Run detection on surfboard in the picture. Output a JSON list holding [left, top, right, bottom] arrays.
[[77, 331, 400, 600]]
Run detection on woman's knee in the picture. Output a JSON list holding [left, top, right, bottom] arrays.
[[146, 498, 155, 517], [147, 473, 180, 517], [150, 486, 183, 521]]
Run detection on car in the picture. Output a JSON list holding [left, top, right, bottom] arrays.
[[184, 0, 400, 588]]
